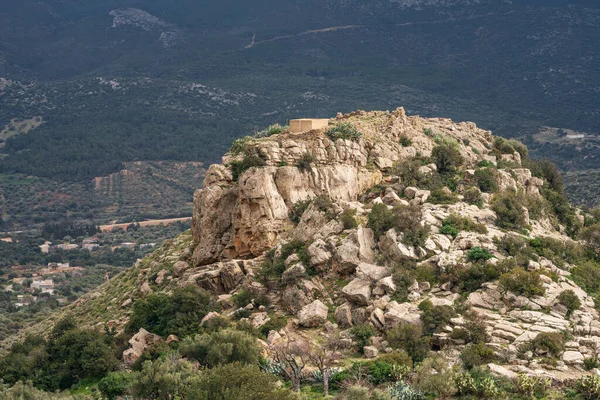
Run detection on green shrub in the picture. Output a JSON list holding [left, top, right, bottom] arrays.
[[581, 222, 600, 257], [393, 205, 430, 248], [441, 214, 487, 239], [428, 188, 458, 205], [126, 285, 215, 338], [326, 123, 362, 142], [431, 143, 463, 176], [412, 357, 456, 399], [233, 288, 270, 309], [350, 324, 375, 354], [229, 136, 253, 156], [391, 261, 418, 302], [188, 362, 297, 400], [230, 154, 266, 181], [453, 370, 500, 398], [572, 261, 600, 296], [98, 372, 134, 400], [179, 329, 260, 368], [491, 190, 529, 231], [259, 240, 310, 279], [499, 267, 545, 297], [387, 323, 430, 364], [522, 332, 565, 358], [289, 199, 311, 224], [296, 152, 315, 171], [460, 344, 496, 370], [466, 247, 493, 263], [515, 374, 551, 398], [341, 208, 358, 230], [444, 262, 503, 293], [419, 301, 456, 336], [259, 315, 288, 338], [494, 137, 528, 159], [476, 160, 495, 168], [576, 375, 600, 400], [439, 224, 459, 238], [557, 290, 581, 317], [399, 135, 413, 147], [474, 168, 498, 193], [255, 123, 287, 138], [496, 234, 527, 256], [462, 186, 483, 207], [584, 355, 599, 371], [368, 203, 395, 239]]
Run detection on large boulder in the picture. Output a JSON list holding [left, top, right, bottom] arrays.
[[298, 300, 329, 327], [123, 328, 162, 365], [342, 278, 372, 306], [384, 301, 421, 329], [356, 262, 390, 282], [335, 303, 354, 327]]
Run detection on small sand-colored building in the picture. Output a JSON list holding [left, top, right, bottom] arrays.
[[289, 119, 329, 133]]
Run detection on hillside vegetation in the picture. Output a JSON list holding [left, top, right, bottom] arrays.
[[4, 109, 600, 399]]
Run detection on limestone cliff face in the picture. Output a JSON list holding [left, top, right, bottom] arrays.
[[192, 108, 496, 266]]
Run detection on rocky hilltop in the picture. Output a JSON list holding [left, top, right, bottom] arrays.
[[10, 108, 600, 397]]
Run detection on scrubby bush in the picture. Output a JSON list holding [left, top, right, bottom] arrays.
[[98, 371, 134, 400], [462, 186, 483, 207], [412, 356, 456, 399], [522, 332, 565, 358], [441, 214, 487, 239], [515, 374, 551, 398], [391, 260, 418, 302], [431, 143, 463, 176], [499, 267, 545, 297], [444, 261, 507, 293], [387, 323, 430, 364], [259, 315, 287, 338], [557, 290, 581, 317], [428, 188, 458, 205], [460, 344, 496, 370], [496, 234, 527, 256], [188, 362, 297, 400], [575, 375, 600, 400], [230, 154, 266, 181], [289, 199, 311, 224], [296, 152, 315, 171], [399, 135, 413, 147], [126, 285, 215, 338], [179, 329, 260, 368], [474, 168, 498, 193], [326, 123, 362, 142], [572, 261, 600, 295], [494, 137, 528, 160], [466, 247, 493, 263], [341, 208, 359, 230], [233, 288, 270, 309], [350, 324, 375, 354], [368, 204, 429, 247], [368, 203, 395, 239], [491, 190, 529, 231], [393, 205, 430, 248], [419, 300, 456, 336], [255, 123, 287, 138], [259, 240, 310, 279]]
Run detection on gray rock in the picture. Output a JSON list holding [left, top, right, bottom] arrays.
[[334, 303, 353, 328], [298, 300, 329, 328], [364, 346, 379, 359], [342, 278, 372, 306]]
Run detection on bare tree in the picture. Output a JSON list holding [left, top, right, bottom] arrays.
[[271, 336, 311, 392], [309, 334, 342, 397]]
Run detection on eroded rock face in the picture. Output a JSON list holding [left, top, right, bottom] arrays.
[[191, 108, 493, 266]]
